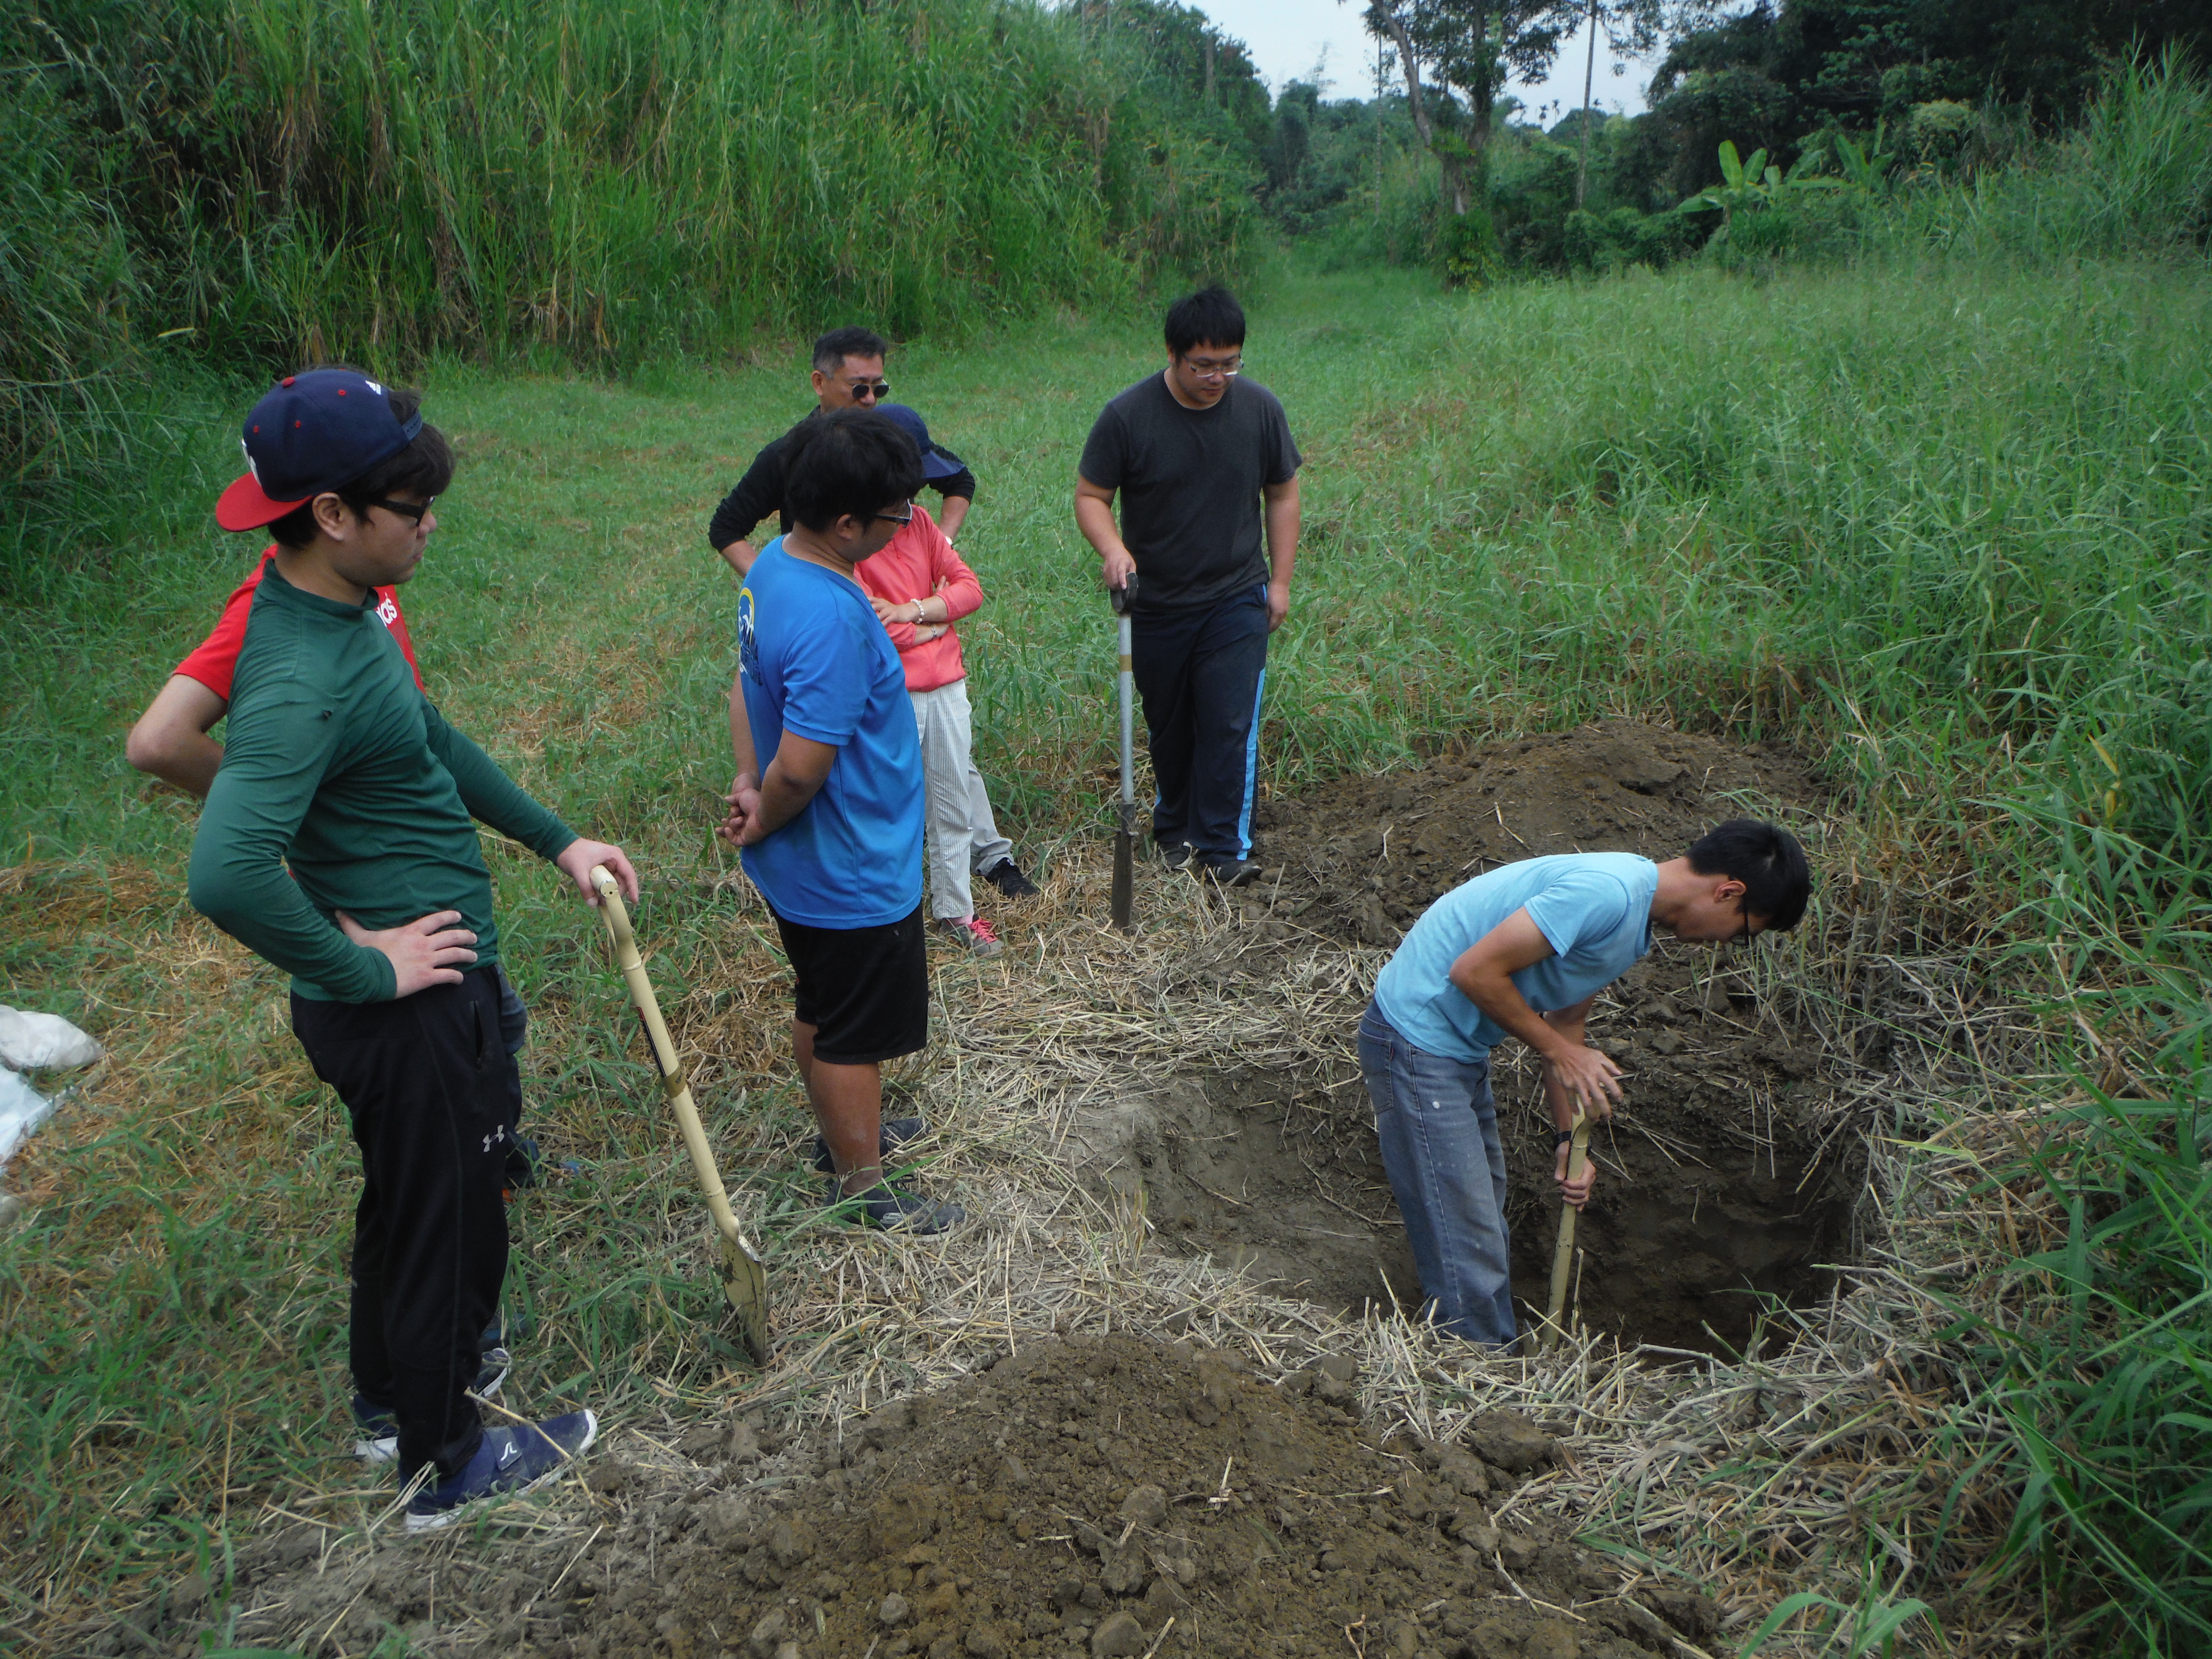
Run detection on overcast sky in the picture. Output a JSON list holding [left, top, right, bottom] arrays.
[[1183, 0, 1656, 121]]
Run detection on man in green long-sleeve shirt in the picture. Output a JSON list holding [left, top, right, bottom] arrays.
[[186, 369, 636, 1531]]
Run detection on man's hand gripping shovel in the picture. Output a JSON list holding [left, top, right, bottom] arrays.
[[588, 865, 771, 1365], [1109, 573, 1139, 932]]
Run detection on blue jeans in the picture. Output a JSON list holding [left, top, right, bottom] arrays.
[[1359, 1000, 1515, 1346]]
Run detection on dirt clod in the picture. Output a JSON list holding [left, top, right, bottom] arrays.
[[1088, 1610, 1146, 1656], [1467, 1410, 1554, 1474]]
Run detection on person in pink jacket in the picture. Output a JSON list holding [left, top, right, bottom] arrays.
[[857, 406, 1039, 956]]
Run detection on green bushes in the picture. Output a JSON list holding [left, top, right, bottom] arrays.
[[1903, 48, 2212, 264]]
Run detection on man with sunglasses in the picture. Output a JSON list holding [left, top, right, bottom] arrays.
[[708, 326, 977, 577], [1359, 820, 1811, 1350], [1075, 286, 1302, 888]]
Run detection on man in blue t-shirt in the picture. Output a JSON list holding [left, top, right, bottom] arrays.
[[719, 409, 963, 1234], [1362, 820, 1811, 1346]]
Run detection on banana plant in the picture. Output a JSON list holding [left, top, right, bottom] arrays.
[[1682, 138, 1841, 238], [1800, 120, 1896, 193]]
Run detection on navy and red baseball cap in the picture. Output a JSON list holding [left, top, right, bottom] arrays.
[[216, 370, 425, 531]]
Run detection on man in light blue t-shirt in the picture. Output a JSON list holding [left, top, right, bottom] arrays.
[[719, 409, 962, 1235], [1362, 820, 1811, 1347]]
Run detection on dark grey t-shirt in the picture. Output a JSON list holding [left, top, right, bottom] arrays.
[[1078, 374, 1301, 613]]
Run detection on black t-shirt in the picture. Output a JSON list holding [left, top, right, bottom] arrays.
[[1078, 374, 1301, 613], [706, 413, 976, 549]]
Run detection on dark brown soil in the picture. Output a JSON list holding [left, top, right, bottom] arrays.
[[1111, 721, 1855, 1353], [160, 1338, 1725, 1659], [536, 1335, 1715, 1659], [1251, 720, 1825, 952]]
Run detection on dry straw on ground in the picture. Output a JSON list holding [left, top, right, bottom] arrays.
[[16, 801, 2050, 1659]]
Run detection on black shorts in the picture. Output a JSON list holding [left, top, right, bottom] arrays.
[[771, 903, 928, 1065]]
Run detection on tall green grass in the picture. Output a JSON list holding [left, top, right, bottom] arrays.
[[0, 0, 1260, 586], [1904, 48, 2212, 266]]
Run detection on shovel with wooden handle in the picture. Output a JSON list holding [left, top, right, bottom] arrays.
[[588, 865, 771, 1366], [1109, 573, 1140, 932], [1540, 1109, 1593, 1353]]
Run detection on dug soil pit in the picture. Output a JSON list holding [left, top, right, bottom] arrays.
[[1114, 722, 1857, 1351], [537, 1334, 1717, 1659]]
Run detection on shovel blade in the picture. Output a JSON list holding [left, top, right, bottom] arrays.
[[717, 1235, 772, 1367], [1110, 827, 1135, 931]]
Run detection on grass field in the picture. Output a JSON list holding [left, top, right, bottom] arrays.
[[5, 248, 2211, 1651]]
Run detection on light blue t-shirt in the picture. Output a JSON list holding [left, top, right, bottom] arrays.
[[736, 541, 924, 928], [1372, 852, 1658, 1062]]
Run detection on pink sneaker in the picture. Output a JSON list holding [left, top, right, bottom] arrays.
[[933, 916, 1004, 958]]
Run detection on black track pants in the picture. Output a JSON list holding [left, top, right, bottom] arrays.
[[292, 967, 514, 1481], [1130, 582, 1270, 862]]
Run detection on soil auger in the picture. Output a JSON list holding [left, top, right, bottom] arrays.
[[1539, 1109, 1593, 1353], [588, 865, 771, 1365], [1109, 573, 1139, 932]]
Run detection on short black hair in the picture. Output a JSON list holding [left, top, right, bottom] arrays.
[[811, 326, 890, 373], [1164, 286, 1246, 357], [1687, 819, 1812, 932], [783, 408, 924, 532], [268, 370, 454, 551]]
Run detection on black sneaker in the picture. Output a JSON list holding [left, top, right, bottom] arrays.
[[1159, 841, 1196, 871], [811, 1115, 927, 1174], [980, 858, 1040, 898], [353, 1343, 511, 1465], [823, 1177, 966, 1234], [1200, 858, 1262, 889], [352, 1395, 400, 1465], [403, 1412, 598, 1532]]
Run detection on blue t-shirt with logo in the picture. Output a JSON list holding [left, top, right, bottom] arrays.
[[1372, 853, 1658, 1062], [736, 541, 923, 928]]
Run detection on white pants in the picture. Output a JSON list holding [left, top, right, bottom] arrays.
[[911, 678, 1013, 921]]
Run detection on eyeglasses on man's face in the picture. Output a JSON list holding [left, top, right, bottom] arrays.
[[844, 378, 891, 402], [866, 503, 915, 529], [1179, 353, 1242, 382], [367, 496, 434, 525]]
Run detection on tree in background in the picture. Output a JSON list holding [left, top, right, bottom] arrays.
[[1354, 0, 1581, 277], [1564, 0, 1662, 205]]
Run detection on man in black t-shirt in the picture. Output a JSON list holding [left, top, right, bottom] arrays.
[[1074, 287, 1302, 887], [707, 325, 977, 575]]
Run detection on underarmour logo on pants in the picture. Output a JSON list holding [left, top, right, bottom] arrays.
[[482, 1126, 507, 1153]]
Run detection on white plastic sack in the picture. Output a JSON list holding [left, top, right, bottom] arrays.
[[0, 1007, 102, 1071], [0, 1068, 54, 1166]]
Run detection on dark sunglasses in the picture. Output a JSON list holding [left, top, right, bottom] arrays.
[[866, 505, 915, 528], [847, 380, 891, 400], [367, 497, 435, 525]]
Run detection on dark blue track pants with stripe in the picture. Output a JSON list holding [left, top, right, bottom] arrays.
[[1131, 582, 1269, 864]]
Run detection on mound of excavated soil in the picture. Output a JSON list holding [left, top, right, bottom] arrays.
[[1251, 721, 1823, 951], [539, 1334, 1716, 1659], [1108, 722, 1855, 1352]]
